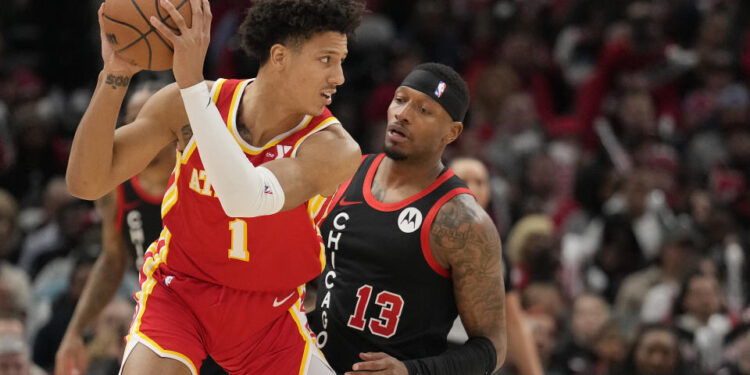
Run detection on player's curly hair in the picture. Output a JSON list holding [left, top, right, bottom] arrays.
[[239, 0, 365, 64]]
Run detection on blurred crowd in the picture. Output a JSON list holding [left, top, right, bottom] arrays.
[[2, 0, 750, 374]]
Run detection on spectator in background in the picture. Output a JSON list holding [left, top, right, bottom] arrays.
[[719, 323, 750, 375], [551, 293, 611, 375], [524, 309, 561, 375], [616, 233, 699, 329], [32, 251, 96, 372], [0, 189, 22, 265], [585, 213, 646, 302], [17, 178, 90, 279], [0, 313, 45, 375], [521, 282, 568, 322], [0, 100, 66, 207], [617, 323, 691, 375], [591, 320, 626, 375], [450, 157, 544, 375], [673, 270, 733, 373], [84, 297, 134, 375], [505, 214, 558, 289]]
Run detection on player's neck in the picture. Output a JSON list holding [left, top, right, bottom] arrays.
[[237, 75, 306, 147], [377, 154, 444, 190]]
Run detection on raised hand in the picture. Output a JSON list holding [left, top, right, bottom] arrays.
[[98, 3, 141, 76], [149, 0, 212, 88]]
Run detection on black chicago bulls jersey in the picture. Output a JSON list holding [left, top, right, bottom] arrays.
[[309, 154, 472, 374], [116, 176, 163, 270]]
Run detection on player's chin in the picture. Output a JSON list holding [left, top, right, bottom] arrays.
[[383, 144, 408, 161]]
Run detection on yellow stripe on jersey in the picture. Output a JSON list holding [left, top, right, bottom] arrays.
[[161, 158, 182, 218], [212, 79, 226, 103], [307, 195, 326, 221], [291, 117, 339, 158], [180, 137, 197, 165]]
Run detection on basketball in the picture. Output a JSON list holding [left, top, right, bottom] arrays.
[[101, 0, 192, 71]]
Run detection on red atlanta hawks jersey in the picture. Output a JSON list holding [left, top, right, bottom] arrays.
[[149, 78, 338, 292]]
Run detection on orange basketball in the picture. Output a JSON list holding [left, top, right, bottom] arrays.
[[101, 0, 192, 71]]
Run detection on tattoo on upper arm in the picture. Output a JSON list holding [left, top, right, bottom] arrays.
[[430, 195, 505, 339], [105, 74, 130, 89]]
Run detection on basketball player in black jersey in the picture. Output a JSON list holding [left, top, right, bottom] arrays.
[[54, 82, 174, 375], [309, 63, 506, 375]]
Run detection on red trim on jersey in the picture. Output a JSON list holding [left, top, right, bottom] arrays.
[[115, 184, 125, 233], [315, 154, 369, 226], [363, 153, 458, 212], [131, 175, 164, 204], [420, 188, 473, 278]]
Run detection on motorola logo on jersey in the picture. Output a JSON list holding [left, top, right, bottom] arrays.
[[397, 207, 423, 233]]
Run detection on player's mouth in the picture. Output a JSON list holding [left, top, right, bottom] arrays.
[[321, 90, 335, 105], [386, 123, 409, 143]]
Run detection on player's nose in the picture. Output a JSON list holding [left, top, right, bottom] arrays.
[[330, 63, 345, 86]]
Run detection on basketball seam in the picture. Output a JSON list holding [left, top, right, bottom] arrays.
[[103, 13, 154, 69], [154, 0, 180, 33], [128, 0, 173, 55]]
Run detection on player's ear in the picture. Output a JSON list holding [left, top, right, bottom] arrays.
[[268, 43, 288, 70], [444, 121, 463, 145]]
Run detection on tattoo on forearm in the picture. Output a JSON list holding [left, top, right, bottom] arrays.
[[105, 74, 130, 89]]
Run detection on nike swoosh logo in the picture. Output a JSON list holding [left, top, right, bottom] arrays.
[[272, 291, 296, 307], [339, 198, 363, 206], [206, 96, 212, 108]]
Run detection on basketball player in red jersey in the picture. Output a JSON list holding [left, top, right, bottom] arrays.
[[308, 64, 506, 374], [65, 0, 364, 374], [55, 82, 226, 375]]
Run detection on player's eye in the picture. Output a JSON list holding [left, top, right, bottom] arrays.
[[394, 97, 405, 104], [320, 56, 330, 63]]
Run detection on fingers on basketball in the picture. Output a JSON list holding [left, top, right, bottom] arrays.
[[100, 0, 192, 71]]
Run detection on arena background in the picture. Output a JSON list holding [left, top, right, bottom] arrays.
[[1, 0, 750, 374]]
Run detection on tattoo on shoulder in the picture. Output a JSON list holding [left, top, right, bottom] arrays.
[[105, 74, 130, 89], [430, 194, 482, 250], [181, 125, 193, 140]]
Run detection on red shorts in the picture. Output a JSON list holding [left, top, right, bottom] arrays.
[[123, 263, 329, 375]]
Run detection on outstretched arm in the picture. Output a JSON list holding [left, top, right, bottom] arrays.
[[55, 191, 131, 375]]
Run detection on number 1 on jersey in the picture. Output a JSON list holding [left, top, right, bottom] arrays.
[[228, 219, 249, 261]]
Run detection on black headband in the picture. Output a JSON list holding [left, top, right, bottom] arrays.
[[400, 69, 468, 122]]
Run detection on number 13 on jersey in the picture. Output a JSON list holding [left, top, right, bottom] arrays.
[[347, 285, 404, 338]]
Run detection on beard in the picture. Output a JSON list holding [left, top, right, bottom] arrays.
[[384, 144, 408, 161]]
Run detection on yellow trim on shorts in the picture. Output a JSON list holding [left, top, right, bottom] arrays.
[[126, 227, 196, 374], [289, 304, 313, 375]]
